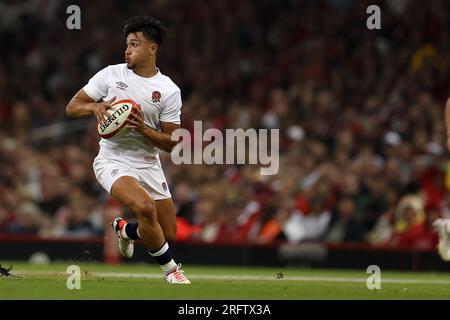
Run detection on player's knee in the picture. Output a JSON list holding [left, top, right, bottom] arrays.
[[132, 200, 157, 221], [141, 202, 157, 222]]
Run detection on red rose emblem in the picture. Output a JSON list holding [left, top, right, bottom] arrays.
[[152, 91, 161, 103]]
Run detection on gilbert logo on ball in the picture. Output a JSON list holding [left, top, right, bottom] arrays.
[[97, 99, 140, 139]]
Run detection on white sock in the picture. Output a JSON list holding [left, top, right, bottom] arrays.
[[161, 260, 177, 274], [148, 242, 178, 274]]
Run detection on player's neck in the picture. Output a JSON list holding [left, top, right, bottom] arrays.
[[133, 62, 158, 78]]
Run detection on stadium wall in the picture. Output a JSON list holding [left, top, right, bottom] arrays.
[[1, 235, 449, 272]]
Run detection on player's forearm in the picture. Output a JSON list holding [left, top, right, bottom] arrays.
[[141, 126, 177, 153], [66, 98, 96, 118]]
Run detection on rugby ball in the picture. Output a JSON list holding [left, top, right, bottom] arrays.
[[97, 99, 140, 139]]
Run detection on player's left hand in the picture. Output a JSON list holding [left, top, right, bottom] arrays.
[[126, 105, 146, 133]]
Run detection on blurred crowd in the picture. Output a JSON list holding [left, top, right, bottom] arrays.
[[1, 0, 450, 250]]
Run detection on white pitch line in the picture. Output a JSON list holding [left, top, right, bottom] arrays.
[[12, 270, 450, 285]]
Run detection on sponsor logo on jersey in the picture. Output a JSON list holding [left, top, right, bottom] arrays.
[[162, 181, 167, 191], [116, 81, 128, 90], [144, 156, 157, 163]]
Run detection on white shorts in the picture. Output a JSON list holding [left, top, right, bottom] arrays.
[[93, 155, 172, 200]]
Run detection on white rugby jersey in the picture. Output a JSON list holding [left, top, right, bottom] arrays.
[[83, 63, 182, 168]]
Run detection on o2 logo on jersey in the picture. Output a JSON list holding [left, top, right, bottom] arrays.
[[151, 91, 161, 104]]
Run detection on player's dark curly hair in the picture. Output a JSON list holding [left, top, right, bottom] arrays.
[[123, 16, 167, 45]]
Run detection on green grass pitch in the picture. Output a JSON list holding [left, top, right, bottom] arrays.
[[1, 261, 450, 299]]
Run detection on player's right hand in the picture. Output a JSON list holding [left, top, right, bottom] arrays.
[[93, 96, 116, 125]]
